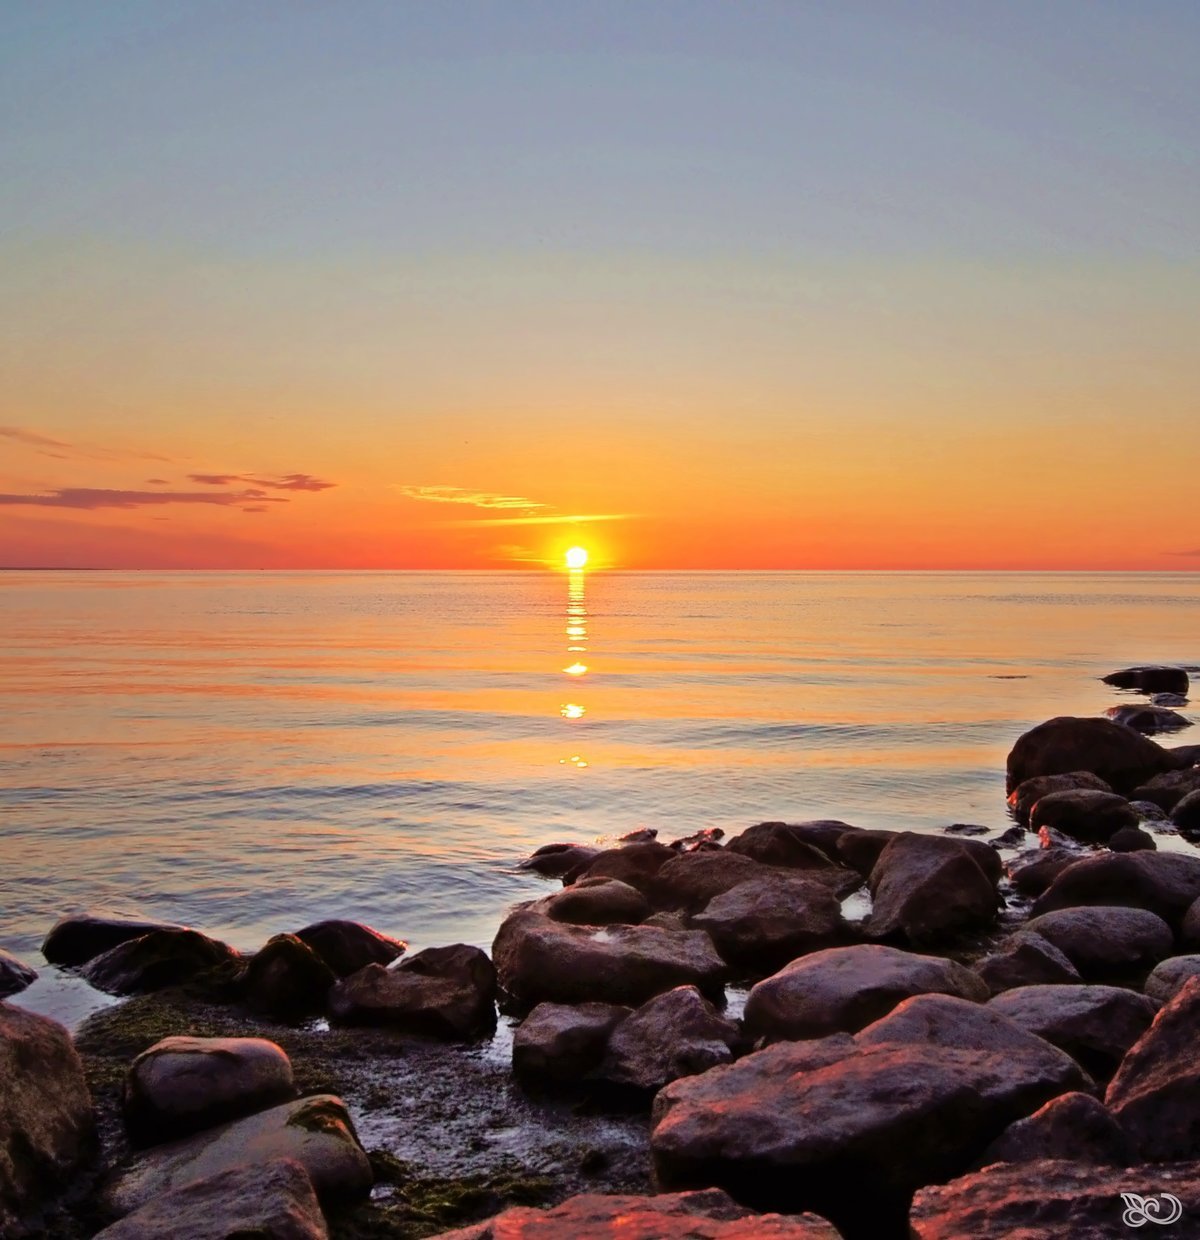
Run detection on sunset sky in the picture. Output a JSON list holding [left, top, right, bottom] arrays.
[[2, 2, 1197, 569]]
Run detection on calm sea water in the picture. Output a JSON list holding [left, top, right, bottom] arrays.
[[2, 570, 1197, 1007]]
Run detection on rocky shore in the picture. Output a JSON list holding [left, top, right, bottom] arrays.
[[3, 663, 1200, 1238]]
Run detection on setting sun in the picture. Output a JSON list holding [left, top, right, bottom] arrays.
[[565, 546, 589, 570]]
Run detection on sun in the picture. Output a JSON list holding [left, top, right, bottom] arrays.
[[565, 546, 589, 570]]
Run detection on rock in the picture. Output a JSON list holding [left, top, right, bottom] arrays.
[[93, 1158, 328, 1239], [1005, 715, 1181, 796], [1153, 692, 1190, 707], [1129, 767, 1200, 813], [1173, 789, 1200, 834], [835, 828, 897, 877], [518, 844, 600, 878], [668, 827, 725, 851], [543, 878, 651, 925], [123, 1036, 296, 1146], [866, 833, 999, 945], [1028, 789, 1139, 844], [80, 929, 241, 996], [1106, 704, 1192, 735], [0, 948, 37, 998], [1109, 826, 1156, 852], [328, 944, 497, 1039], [1172, 743, 1200, 765], [977, 1092, 1128, 1166], [566, 842, 677, 893], [725, 820, 859, 868], [1129, 799, 1169, 822], [0, 1003, 96, 1230], [1107, 976, 1200, 1160], [654, 851, 858, 913], [975, 932, 1081, 995], [511, 1002, 631, 1086], [429, 1188, 842, 1239], [1182, 896, 1200, 949], [42, 912, 185, 967], [1024, 906, 1172, 980], [909, 1158, 1200, 1238], [690, 873, 847, 972], [1031, 850, 1200, 928], [292, 920, 406, 977], [492, 909, 726, 1008], [1006, 848, 1079, 897], [242, 935, 336, 1020], [1144, 955, 1200, 1003], [743, 944, 987, 1042], [619, 827, 658, 843], [1103, 665, 1189, 695], [990, 826, 1026, 848], [651, 1027, 1088, 1237], [600, 986, 739, 1094], [1006, 771, 1113, 825], [105, 1095, 371, 1216], [944, 823, 989, 836], [989, 984, 1158, 1079]]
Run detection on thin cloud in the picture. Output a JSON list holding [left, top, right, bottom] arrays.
[[448, 512, 634, 527], [0, 488, 289, 510], [396, 485, 545, 511], [188, 472, 336, 492], [0, 424, 172, 464]]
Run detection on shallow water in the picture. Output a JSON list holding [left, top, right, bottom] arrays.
[[1, 570, 1197, 998]]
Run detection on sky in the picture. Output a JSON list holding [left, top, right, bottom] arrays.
[[2, 1, 1198, 569]]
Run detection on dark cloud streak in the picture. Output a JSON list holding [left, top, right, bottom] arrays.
[[189, 472, 336, 492], [0, 488, 289, 511]]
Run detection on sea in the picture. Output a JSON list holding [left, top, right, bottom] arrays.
[[2, 570, 1197, 1024]]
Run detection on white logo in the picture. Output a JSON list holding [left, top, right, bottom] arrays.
[[1121, 1192, 1184, 1228]]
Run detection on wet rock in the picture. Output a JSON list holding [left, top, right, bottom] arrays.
[[1182, 896, 1200, 950], [1109, 826, 1156, 852], [104, 1095, 371, 1216], [1107, 976, 1200, 1160], [1172, 743, 1200, 765], [543, 878, 651, 926], [978, 1092, 1128, 1166], [690, 873, 847, 972], [989, 984, 1158, 1079], [93, 1158, 328, 1239], [329, 944, 497, 1039], [123, 1036, 296, 1146], [1028, 789, 1139, 844], [725, 820, 859, 868], [511, 1002, 631, 1086], [1103, 665, 1189, 695], [651, 1026, 1088, 1238], [1144, 955, 1200, 1003], [1173, 789, 1200, 834], [0, 948, 37, 998], [1006, 771, 1113, 825], [292, 919, 406, 977], [975, 932, 1081, 995], [430, 1188, 842, 1239], [1031, 851, 1200, 928], [654, 850, 858, 913], [743, 944, 987, 1043], [909, 1159, 1200, 1238], [1129, 799, 1169, 822], [1153, 692, 1190, 708], [42, 912, 185, 967], [518, 843, 601, 878], [493, 909, 726, 1008], [668, 827, 725, 852], [1006, 848, 1078, 898], [1024, 907, 1172, 980], [1005, 715, 1181, 796], [242, 935, 336, 1020], [1106, 704, 1192, 735], [866, 833, 999, 945], [619, 827, 658, 843], [567, 842, 677, 893], [1129, 767, 1200, 813], [835, 828, 897, 877], [600, 986, 739, 1094], [990, 826, 1026, 848], [80, 929, 241, 997], [0, 1003, 96, 1231]]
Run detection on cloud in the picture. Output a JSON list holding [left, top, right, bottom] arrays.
[[188, 472, 336, 492], [447, 512, 634, 527], [0, 425, 172, 463], [396, 485, 545, 511], [1166, 548, 1200, 557], [146, 478, 171, 485], [0, 487, 289, 510]]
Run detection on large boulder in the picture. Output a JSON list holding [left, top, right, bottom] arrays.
[[292, 919, 406, 977], [1106, 704, 1192, 735], [909, 1159, 1200, 1238], [1103, 666, 1189, 695], [743, 944, 987, 1043], [1107, 975, 1200, 1161], [0, 1003, 96, 1230], [1006, 849, 1079, 898], [600, 985, 740, 1094], [1028, 789, 1139, 844], [0, 948, 37, 998], [241, 935, 336, 1020], [1006, 771, 1113, 825], [690, 874, 847, 972], [977, 1092, 1129, 1166], [724, 820, 860, 868], [511, 1002, 631, 1087], [1006, 716, 1181, 795], [654, 851, 858, 913], [1174, 789, 1200, 834], [866, 834, 999, 945], [566, 842, 676, 893], [651, 1024, 1088, 1237], [80, 929, 241, 996], [1023, 907, 1172, 980], [988, 984, 1159, 1079], [1031, 851, 1200, 927], [518, 843, 600, 878], [1144, 955, 1200, 1003], [104, 1095, 371, 1216], [1129, 767, 1200, 813], [42, 912, 184, 967], [123, 1036, 296, 1145], [93, 1158, 328, 1240], [543, 878, 651, 925], [328, 944, 497, 1039], [835, 828, 896, 877], [974, 933, 1081, 995], [430, 1188, 841, 1239]]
